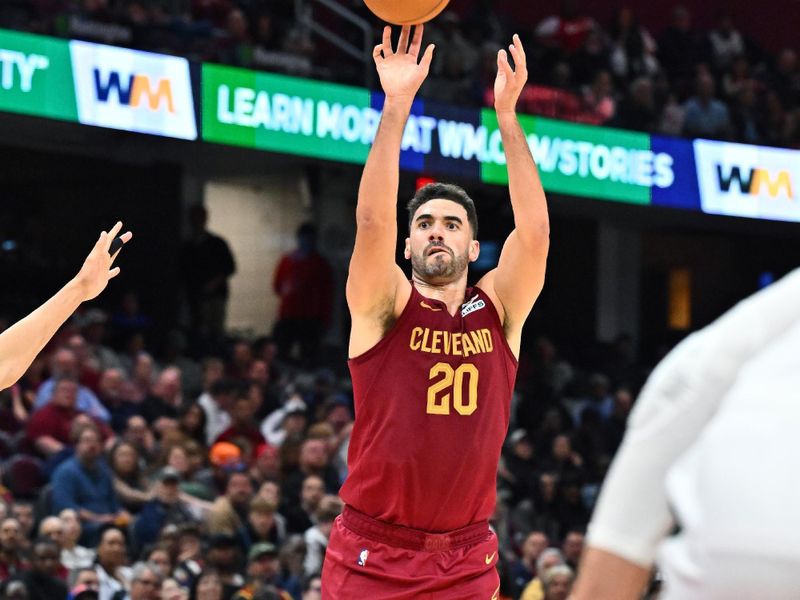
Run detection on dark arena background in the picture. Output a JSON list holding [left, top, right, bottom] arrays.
[[0, 1, 797, 599]]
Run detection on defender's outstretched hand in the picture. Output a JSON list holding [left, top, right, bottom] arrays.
[[373, 25, 435, 100], [495, 34, 528, 114], [0, 221, 133, 389], [74, 221, 133, 301]]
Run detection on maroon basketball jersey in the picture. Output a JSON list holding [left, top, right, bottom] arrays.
[[340, 283, 518, 532]]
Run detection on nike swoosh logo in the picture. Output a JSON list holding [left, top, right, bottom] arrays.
[[490, 584, 500, 600], [420, 301, 442, 312], [485, 552, 496, 564]]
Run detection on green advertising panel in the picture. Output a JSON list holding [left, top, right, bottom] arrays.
[[480, 111, 673, 205], [0, 29, 77, 121], [203, 64, 374, 164]]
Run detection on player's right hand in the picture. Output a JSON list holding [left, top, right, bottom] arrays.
[[373, 25, 434, 100], [74, 221, 133, 301]]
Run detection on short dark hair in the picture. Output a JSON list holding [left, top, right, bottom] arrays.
[[407, 183, 478, 238]]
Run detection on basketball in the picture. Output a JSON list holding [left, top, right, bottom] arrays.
[[363, 0, 451, 25]]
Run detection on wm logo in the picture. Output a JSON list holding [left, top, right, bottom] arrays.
[[93, 69, 175, 113], [716, 165, 793, 199]]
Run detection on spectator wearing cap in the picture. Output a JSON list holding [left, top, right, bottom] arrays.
[[232, 543, 297, 600], [51, 425, 127, 546], [214, 393, 266, 461], [93, 525, 131, 600], [205, 534, 245, 599], [249, 444, 281, 486], [199, 378, 239, 445], [245, 497, 286, 549], [26, 377, 112, 458], [207, 471, 254, 543], [499, 429, 539, 506], [260, 396, 308, 448], [303, 495, 342, 578], [200, 442, 245, 496], [59, 509, 95, 570], [0, 518, 29, 582], [132, 467, 196, 549], [34, 349, 110, 422], [8, 537, 67, 600]]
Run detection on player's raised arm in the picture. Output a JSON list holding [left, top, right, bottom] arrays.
[[0, 222, 132, 389], [346, 26, 434, 321], [480, 35, 549, 349]]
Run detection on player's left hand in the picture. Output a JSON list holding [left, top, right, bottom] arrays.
[[74, 221, 133, 301], [494, 34, 528, 114]]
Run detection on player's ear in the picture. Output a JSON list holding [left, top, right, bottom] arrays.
[[469, 239, 480, 263], [404, 237, 411, 260]]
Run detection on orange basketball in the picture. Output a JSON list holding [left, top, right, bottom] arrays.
[[363, 0, 451, 25]]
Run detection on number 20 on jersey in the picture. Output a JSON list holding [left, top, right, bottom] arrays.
[[426, 362, 479, 415]]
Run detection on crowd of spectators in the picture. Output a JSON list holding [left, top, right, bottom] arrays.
[[0, 0, 797, 148], [0, 272, 655, 600]]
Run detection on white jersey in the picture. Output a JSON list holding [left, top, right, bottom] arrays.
[[586, 267, 800, 599]]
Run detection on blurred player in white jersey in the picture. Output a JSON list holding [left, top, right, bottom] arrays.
[[571, 266, 800, 600]]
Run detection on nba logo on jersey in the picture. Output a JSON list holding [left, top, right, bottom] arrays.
[[357, 548, 369, 566], [461, 295, 486, 317]]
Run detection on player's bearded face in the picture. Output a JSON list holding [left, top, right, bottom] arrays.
[[411, 241, 470, 280]]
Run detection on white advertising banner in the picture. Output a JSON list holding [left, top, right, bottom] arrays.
[[694, 139, 798, 222], [70, 40, 196, 140]]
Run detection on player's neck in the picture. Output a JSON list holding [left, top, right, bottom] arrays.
[[412, 274, 469, 315]]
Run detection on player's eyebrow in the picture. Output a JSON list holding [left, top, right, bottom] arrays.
[[414, 214, 463, 225]]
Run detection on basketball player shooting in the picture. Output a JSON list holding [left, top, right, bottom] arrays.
[[321, 25, 549, 599], [0, 222, 131, 390]]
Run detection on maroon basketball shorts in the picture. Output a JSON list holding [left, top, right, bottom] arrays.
[[322, 506, 500, 599]]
